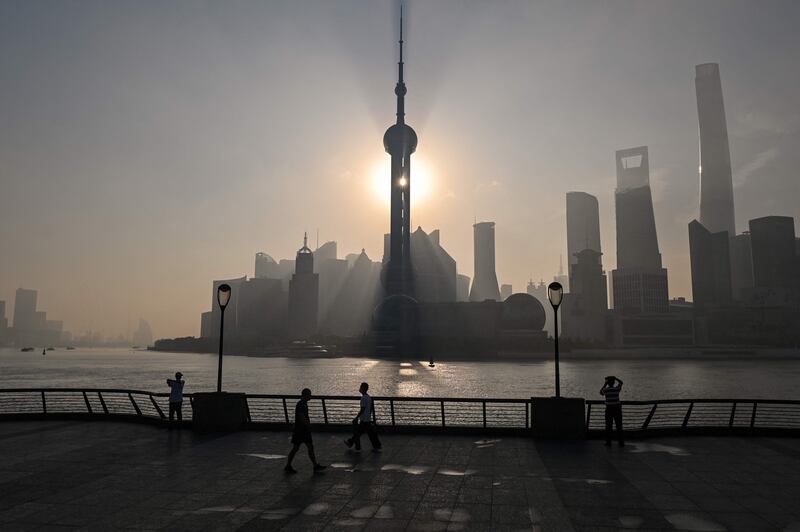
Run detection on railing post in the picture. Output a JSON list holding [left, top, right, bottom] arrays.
[[643, 404, 658, 430], [41, 391, 46, 414], [585, 403, 592, 430], [128, 393, 142, 416], [441, 400, 446, 427], [750, 402, 757, 428], [244, 397, 252, 424], [150, 395, 165, 420], [82, 391, 93, 414], [390, 399, 396, 426], [321, 398, 328, 424], [682, 402, 693, 428], [282, 398, 290, 424], [98, 392, 109, 414], [729, 402, 737, 428], [482, 402, 487, 428], [525, 401, 530, 429]]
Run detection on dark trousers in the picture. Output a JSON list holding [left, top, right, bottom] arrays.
[[169, 401, 182, 422], [605, 404, 623, 444], [347, 421, 381, 450]]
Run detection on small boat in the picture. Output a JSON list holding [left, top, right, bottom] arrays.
[[287, 341, 330, 357], [65, 346, 75, 350], [20, 347, 34, 352], [46, 347, 55, 351]]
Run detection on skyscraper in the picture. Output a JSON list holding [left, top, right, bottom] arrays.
[[611, 147, 669, 314], [469, 222, 501, 302], [288, 233, 319, 339], [688, 219, 732, 311], [696, 63, 736, 237], [566, 191, 601, 288], [382, 7, 417, 298], [13, 288, 38, 333]]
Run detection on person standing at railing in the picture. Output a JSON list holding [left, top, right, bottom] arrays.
[[285, 388, 326, 474], [344, 382, 382, 452], [600, 375, 624, 447], [166, 372, 184, 425]]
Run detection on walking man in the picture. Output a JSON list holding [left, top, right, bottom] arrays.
[[166, 372, 184, 425], [600, 375, 624, 446], [345, 382, 382, 452], [285, 388, 326, 473]]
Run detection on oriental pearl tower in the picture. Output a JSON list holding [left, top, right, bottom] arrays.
[[383, 5, 417, 298]]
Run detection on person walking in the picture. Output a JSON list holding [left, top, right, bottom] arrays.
[[166, 372, 185, 425], [345, 382, 382, 452], [285, 388, 326, 473], [600, 375, 624, 446]]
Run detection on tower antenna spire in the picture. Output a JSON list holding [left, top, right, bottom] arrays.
[[394, 1, 406, 124]]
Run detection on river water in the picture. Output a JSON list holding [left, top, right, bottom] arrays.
[[2, 348, 800, 400]]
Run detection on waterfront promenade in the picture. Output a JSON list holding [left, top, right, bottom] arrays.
[[1, 422, 800, 531]]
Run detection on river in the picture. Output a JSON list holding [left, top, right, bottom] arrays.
[[2, 347, 800, 400]]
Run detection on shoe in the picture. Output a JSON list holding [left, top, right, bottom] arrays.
[[372, 447, 383, 453], [284, 465, 297, 474], [344, 439, 353, 448], [313, 464, 327, 472], [353, 448, 362, 453]]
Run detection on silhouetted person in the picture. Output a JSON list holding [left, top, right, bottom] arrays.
[[285, 388, 326, 473], [345, 382, 382, 452], [600, 375, 624, 446], [166, 372, 184, 425]]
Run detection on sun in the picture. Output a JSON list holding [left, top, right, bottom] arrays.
[[369, 156, 433, 208]]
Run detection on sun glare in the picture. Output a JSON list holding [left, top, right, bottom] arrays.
[[369, 157, 433, 207]]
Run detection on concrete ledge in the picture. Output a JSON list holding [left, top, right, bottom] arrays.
[[190, 392, 248, 432], [531, 397, 586, 439]]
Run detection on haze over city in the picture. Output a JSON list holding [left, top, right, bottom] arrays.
[[2, 0, 799, 339]]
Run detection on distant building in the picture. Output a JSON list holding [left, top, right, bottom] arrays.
[[562, 249, 608, 342], [500, 284, 512, 300], [729, 232, 754, 302], [469, 222, 501, 302], [749, 216, 797, 299], [688, 219, 732, 312], [456, 274, 471, 302], [132, 318, 153, 347], [315, 241, 338, 263], [329, 249, 382, 336], [288, 234, 319, 340], [254, 252, 282, 279], [566, 191, 602, 289], [0, 301, 7, 345], [611, 147, 669, 314], [315, 243, 349, 331], [696, 63, 736, 237], [13, 288, 37, 333], [384, 228, 457, 303], [527, 279, 554, 338]]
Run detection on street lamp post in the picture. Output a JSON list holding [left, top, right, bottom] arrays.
[[547, 281, 563, 398], [216, 284, 232, 393]]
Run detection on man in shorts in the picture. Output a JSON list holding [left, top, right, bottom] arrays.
[[285, 388, 326, 473]]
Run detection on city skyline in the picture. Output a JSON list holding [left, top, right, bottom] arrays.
[[2, 1, 799, 339]]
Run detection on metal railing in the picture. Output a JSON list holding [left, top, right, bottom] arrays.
[[2, 389, 800, 436], [0, 389, 530, 432], [585, 399, 800, 436]]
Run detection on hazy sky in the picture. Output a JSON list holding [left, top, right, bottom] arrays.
[[1, 1, 799, 339]]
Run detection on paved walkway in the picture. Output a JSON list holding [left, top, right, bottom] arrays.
[[1, 422, 800, 531]]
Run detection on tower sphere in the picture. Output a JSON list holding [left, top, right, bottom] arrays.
[[383, 123, 418, 155]]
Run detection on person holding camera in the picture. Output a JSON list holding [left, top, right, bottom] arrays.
[[600, 375, 624, 447]]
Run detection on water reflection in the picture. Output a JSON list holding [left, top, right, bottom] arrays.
[[2, 347, 799, 400]]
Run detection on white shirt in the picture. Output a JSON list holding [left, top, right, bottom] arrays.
[[360, 393, 373, 422]]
